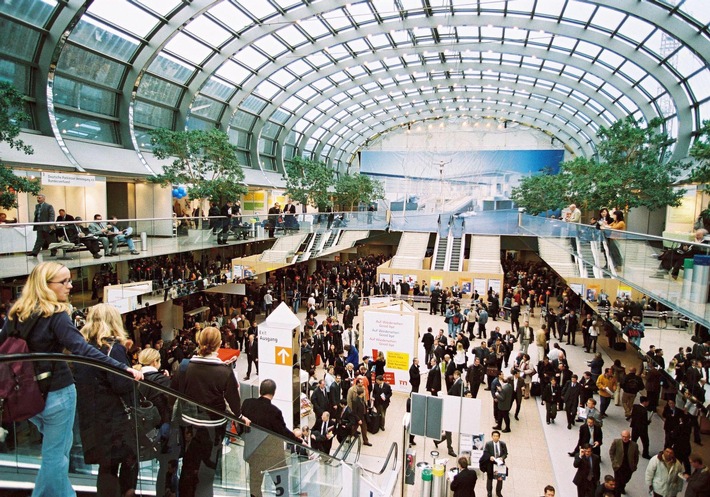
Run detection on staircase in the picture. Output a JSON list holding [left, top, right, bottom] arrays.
[[259, 233, 309, 263], [538, 237, 579, 278], [446, 236, 465, 271], [390, 232, 431, 269], [469, 235, 503, 273], [433, 234, 449, 270]]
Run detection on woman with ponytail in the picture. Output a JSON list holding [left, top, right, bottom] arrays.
[[171, 327, 251, 497]]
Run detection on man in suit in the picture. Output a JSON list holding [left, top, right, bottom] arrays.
[[426, 357, 442, 396], [608, 430, 639, 495], [662, 398, 681, 449], [450, 456, 477, 497], [409, 358, 421, 393], [312, 411, 336, 454], [311, 379, 330, 419], [482, 430, 508, 497], [88, 214, 118, 256], [244, 333, 259, 380], [494, 377, 513, 433], [372, 375, 392, 430], [562, 374, 582, 429], [421, 328, 435, 363], [573, 444, 600, 497], [241, 379, 301, 497], [444, 354, 457, 392], [570, 416, 603, 458], [629, 396, 652, 459], [351, 387, 371, 446], [328, 375, 343, 418], [30, 193, 55, 257], [217, 200, 233, 244], [267, 202, 280, 237]]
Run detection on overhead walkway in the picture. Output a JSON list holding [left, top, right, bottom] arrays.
[[390, 232, 430, 269]]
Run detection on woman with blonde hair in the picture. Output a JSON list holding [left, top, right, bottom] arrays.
[[0, 262, 142, 497], [75, 303, 138, 496], [171, 326, 250, 497]]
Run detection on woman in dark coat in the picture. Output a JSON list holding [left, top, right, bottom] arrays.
[[75, 303, 137, 497]]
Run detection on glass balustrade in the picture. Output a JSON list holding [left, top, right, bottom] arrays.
[[0, 354, 359, 497], [520, 214, 710, 328]]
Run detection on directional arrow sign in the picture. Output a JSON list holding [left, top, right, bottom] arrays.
[[275, 346, 291, 365]]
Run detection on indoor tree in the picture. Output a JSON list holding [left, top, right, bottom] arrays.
[[512, 116, 688, 215], [148, 128, 247, 223], [282, 156, 334, 209], [0, 81, 39, 210], [510, 167, 570, 215], [333, 172, 385, 212]]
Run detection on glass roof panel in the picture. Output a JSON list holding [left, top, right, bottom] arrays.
[[282, 96, 303, 112], [252, 34, 289, 59], [236, 46, 270, 70], [688, 72, 710, 102], [164, 32, 213, 65], [208, 2, 253, 33], [0, 20, 40, 60], [0, 0, 57, 26], [69, 17, 140, 62], [191, 95, 224, 121], [533, 0, 566, 18], [148, 53, 194, 84], [201, 77, 237, 102], [215, 60, 251, 86], [679, 0, 710, 26], [185, 16, 232, 48], [55, 109, 117, 143], [295, 17, 330, 38], [561, 1, 596, 24], [321, 8, 354, 32], [275, 24, 309, 47], [57, 47, 125, 87], [137, 74, 183, 107], [254, 80, 282, 100], [590, 5, 627, 33], [238, 0, 278, 21], [134, 100, 173, 128], [88, 0, 158, 38], [133, 0, 181, 17]]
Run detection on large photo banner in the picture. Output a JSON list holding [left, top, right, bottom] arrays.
[[362, 309, 418, 393]]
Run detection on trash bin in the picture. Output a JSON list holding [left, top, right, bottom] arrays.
[[431, 463, 446, 497], [421, 466, 432, 497], [140, 232, 148, 252]]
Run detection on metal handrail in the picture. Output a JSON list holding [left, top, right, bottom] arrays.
[[360, 441, 398, 476], [0, 353, 336, 459]]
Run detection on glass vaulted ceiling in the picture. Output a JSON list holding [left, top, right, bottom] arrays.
[[1, 0, 709, 175]]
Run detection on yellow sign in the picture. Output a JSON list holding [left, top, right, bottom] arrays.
[[275, 346, 291, 365], [386, 351, 409, 371]]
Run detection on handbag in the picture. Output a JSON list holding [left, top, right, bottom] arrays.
[[121, 395, 161, 461]]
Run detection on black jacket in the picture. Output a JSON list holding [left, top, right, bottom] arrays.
[[241, 396, 300, 441], [450, 467, 477, 497]]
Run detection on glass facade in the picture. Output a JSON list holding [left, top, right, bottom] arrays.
[[0, 0, 707, 175]]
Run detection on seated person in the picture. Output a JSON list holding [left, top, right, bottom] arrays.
[[0, 212, 17, 224], [655, 228, 710, 279], [57, 218, 103, 259], [88, 214, 118, 256], [108, 216, 139, 254]]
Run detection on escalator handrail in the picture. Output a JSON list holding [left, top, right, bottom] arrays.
[[360, 441, 398, 476], [0, 353, 334, 457]]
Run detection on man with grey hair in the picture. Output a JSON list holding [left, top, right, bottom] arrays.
[[565, 204, 581, 223], [30, 193, 55, 257]]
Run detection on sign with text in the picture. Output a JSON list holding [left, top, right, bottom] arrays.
[[362, 308, 417, 392], [41, 172, 97, 187]]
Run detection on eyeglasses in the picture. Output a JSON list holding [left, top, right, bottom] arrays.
[[48, 279, 72, 286]]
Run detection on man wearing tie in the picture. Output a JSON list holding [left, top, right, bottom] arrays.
[[311, 379, 330, 419], [312, 411, 335, 454], [30, 193, 55, 257], [328, 375, 343, 419], [562, 374, 582, 429], [570, 417, 603, 458], [482, 430, 508, 497], [409, 358, 421, 393], [88, 214, 118, 256], [573, 444, 600, 497]]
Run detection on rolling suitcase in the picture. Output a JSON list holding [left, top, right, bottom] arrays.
[[366, 408, 381, 434]]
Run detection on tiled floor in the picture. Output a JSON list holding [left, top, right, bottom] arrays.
[[229, 304, 708, 497]]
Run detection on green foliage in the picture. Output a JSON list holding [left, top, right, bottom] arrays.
[[510, 167, 569, 215], [333, 173, 385, 211], [689, 120, 710, 183], [512, 116, 686, 214], [0, 82, 37, 210], [283, 156, 334, 208], [148, 128, 247, 204]]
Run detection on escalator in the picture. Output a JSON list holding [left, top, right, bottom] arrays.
[[0, 354, 360, 497]]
